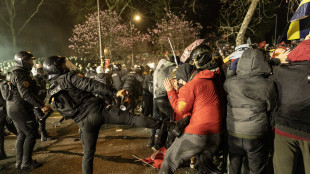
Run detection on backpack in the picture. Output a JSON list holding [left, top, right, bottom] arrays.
[[49, 83, 79, 120], [0, 80, 13, 101]]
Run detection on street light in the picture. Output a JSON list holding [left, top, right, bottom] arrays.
[[130, 14, 141, 67]]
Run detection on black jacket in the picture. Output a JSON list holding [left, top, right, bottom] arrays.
[[121, 71, 144, 95], [143, 73, 153, 95], [271, 61, 310, 139], [111, 69, 127, 91], [9, 66, 44, 108], [95, 73, 113, 90], [48, 72, 113, 122], [33, 75, 47, 100]]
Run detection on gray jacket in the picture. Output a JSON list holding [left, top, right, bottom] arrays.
[[224, 49, 277, 138]]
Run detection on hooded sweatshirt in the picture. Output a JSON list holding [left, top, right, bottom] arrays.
[[224, 49, 277, 138]]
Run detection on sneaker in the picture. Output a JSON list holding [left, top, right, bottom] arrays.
[[21, 160, 42, 171]]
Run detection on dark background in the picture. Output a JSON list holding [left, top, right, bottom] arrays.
[[0, 0, 295, 60]]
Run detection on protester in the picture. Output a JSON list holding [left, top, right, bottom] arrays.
[[224, 49, 277, 174], [271, 35, 310, 174], [160, 45, 222, 174]]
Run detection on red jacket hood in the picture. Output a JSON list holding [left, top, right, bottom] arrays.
[[195, 68, 218, 79], [287, 39, 310, 62]]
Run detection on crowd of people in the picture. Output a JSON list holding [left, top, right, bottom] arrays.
[[0, 34, 309, 174]]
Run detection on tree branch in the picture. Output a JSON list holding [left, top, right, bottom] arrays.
[[17, 0, 44, 35], [118, 0, 130, 16]]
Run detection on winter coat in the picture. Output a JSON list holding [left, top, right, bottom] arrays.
[[224, 49, 277, 138], [272, 39, 310, 139], [167, 69, 222, 135]]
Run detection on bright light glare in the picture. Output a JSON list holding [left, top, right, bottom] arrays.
[[134, 15, 141, 21], [104, 48, 108, 54]]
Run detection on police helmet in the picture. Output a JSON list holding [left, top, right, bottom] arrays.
[[190, 45, 212, 68], [96, 66, 105, 74], [134, 65, 144, 74], [43, 56, 66, 79], [14, 51, 35, 70]]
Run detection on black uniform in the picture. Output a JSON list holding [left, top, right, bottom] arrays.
[[111, 69, 127, 91], [121, 71, 144, 113], [32, 74, 50, 141], [7, 66, 45, 167], [0, 75, 17, 159], [142, 72, 153, 116], [95, 72, 113, 91], [48, 71, 161, 174]]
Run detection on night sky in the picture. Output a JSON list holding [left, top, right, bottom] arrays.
[[0, 0, 290, 60]]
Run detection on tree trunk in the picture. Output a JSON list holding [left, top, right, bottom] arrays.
[[236, 0, 259, 46]]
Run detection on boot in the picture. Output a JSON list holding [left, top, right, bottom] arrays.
[[171, 116, 191, 137], [21, 160, 42, 171], [39, 122, 52, 141], [154, 124, 169, 150], [41, 132, 52, 142], [147, 128, 156, 147]]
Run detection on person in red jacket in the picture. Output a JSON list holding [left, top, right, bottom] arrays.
[[159, 45, 222, 174]]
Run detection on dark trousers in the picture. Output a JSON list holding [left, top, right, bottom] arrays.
[[7, 101, 38, 165], [228, 134, 269, 174], [0, 107, 17, 158], [142, 92, 153, 116], [77, 106, 161, 174], [155, 97, 174, 148], [159, 133, 220, 174]]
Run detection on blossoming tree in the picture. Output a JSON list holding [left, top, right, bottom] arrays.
[[68, 10, 150, 63], [148, 9, 203, 56]]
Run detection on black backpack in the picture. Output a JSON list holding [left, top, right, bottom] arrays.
[[49, 82, 79, 120], [0, 80, 13, 101]]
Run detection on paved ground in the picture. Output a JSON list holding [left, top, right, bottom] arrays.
[[0, 115, 196, 174]]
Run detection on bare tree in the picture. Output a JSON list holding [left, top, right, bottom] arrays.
[[218, 0, 284, 45], [0, 0, 44, 51], [236, 0, 259, 45], [286, 0, 301, 21]]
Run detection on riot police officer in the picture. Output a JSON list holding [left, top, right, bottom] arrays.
[[32, 64, 52, 141], [0, 70, 17, 160], [43, 56, 163, 174], [118, 65, 144, 113], [7, 51, 50, 170], [95, 65, 113, 91], [111, 63, 126, 91]]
